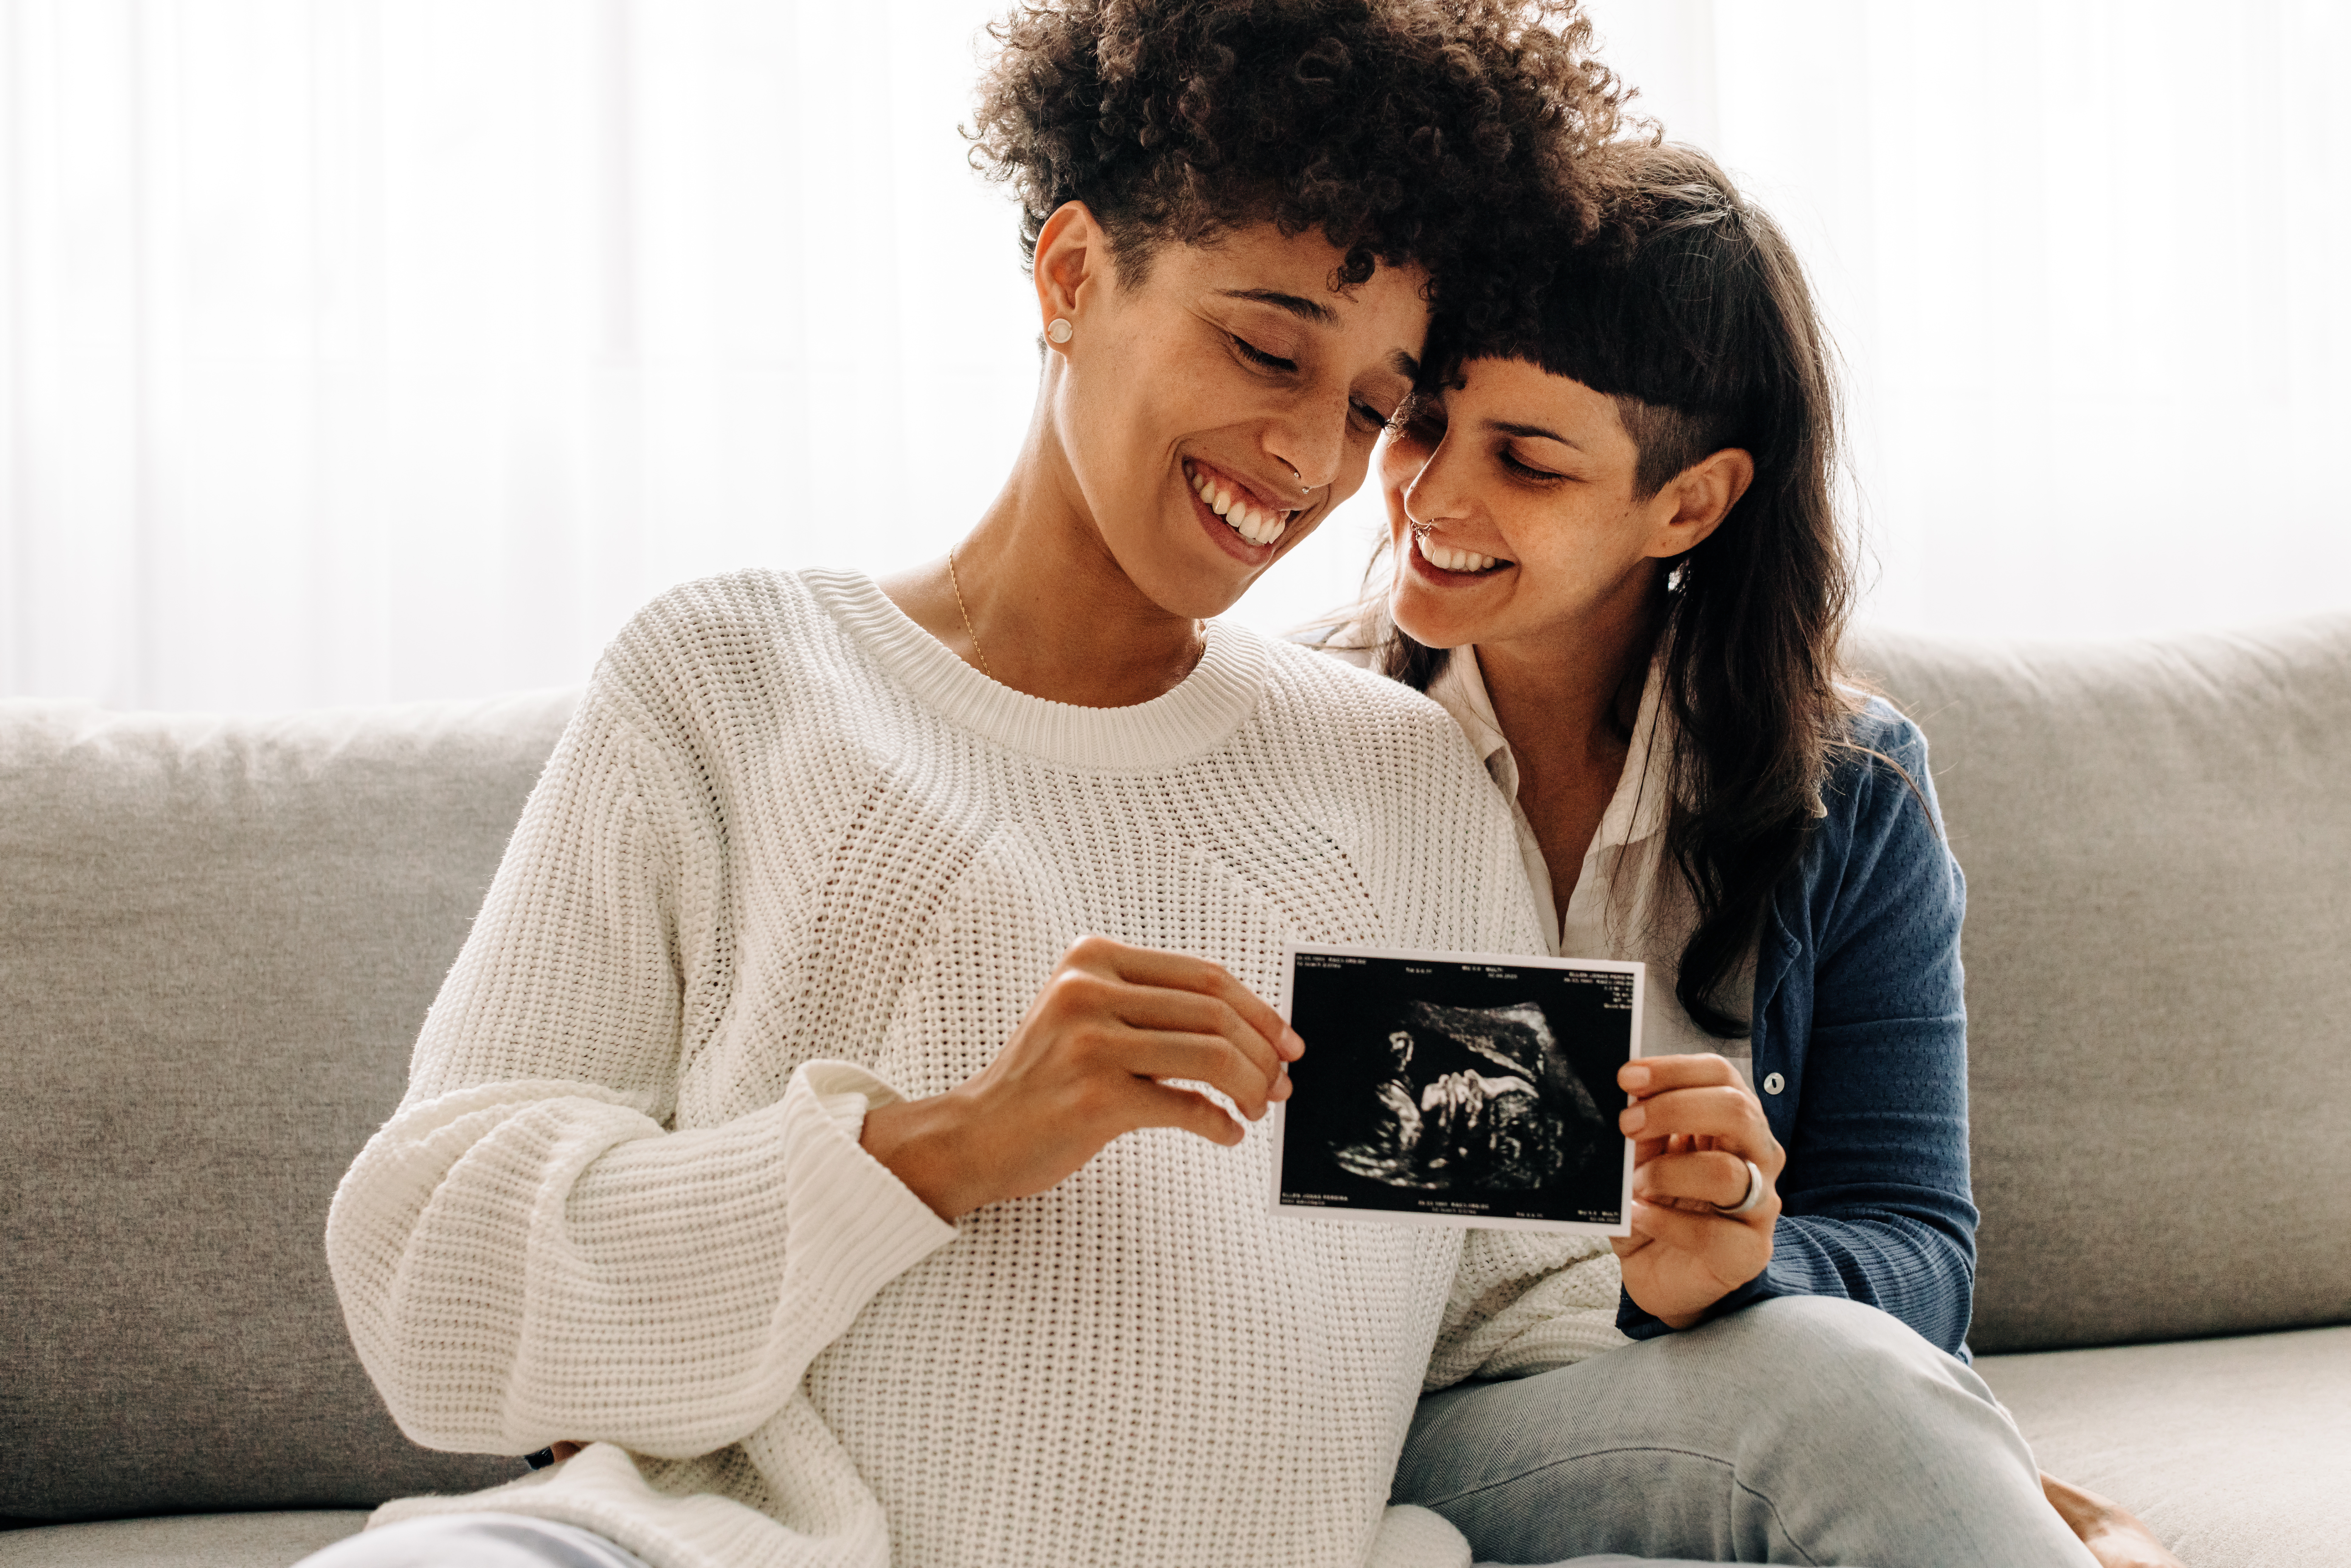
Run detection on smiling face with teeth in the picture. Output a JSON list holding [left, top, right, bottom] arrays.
[[1378, 356, 1753, 664], [876, 203, 1430, 709], [1033, 205, 1428, 619], [1184, 458, 1293, 549]]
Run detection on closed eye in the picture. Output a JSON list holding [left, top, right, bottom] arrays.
[[1231, 334, 1297, 373], [1500, 450, 1566, 482]]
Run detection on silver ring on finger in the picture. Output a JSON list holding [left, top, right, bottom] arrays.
[[1716, 1157, 1765, 1217]]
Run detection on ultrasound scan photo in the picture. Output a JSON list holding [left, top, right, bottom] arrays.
[[1328, 999, 1609, 1192], [1275, 944, 1641, 1233]]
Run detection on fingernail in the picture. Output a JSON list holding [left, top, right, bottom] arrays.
[[1621, 1105, 1646, 1134], [1621, 1063, 1651, 1091], [1272, 1075, 1292, 1100], [1282, 1028, 1305, 1057]]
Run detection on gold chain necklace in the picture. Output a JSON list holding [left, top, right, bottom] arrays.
[[947, 543, 993, 680]]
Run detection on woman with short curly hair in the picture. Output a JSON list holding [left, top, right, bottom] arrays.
[[312, 6, 1645, 1568]]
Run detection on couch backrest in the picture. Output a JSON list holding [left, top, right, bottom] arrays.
[[1853, 616, 2351, 1353], [1, 692, 576, 1523], [8, 618, 2349, 1522]]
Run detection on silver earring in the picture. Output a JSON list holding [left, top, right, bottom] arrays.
[[1045, 317, 1073, 344]]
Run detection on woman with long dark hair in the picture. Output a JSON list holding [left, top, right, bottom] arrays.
[[1334, 142, 2179, 1568]]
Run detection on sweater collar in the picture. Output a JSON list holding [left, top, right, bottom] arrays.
[[801, 569, 1270, 771]]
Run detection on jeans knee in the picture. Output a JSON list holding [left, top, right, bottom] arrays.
[[1697, 1295, 1989, 1432]]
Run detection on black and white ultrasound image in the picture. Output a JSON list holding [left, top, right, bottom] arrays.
[[1331, 998, 1607, 1191], [1278, 949, 1636, 1228]]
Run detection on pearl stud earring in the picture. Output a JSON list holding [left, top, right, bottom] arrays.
[[1045, 317, 1073, 344]]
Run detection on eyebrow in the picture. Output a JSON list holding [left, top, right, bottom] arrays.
[[1485, 419, 1583, 450], [1218, 288, 1337, 326]]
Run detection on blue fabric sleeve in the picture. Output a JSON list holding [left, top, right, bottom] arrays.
[[1617, 702, 1980, 1357]]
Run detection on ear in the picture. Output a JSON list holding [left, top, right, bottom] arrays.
[[1643, 447, 1755, 559], [1033, 201, 1110, 353]]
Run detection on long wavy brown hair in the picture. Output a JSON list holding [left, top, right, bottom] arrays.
[[1353, 144, 1859, 1037]]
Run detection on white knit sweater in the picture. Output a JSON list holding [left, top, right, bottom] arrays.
[[328, 569, 1619, 1568]]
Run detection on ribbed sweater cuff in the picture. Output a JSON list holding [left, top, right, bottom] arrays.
[[778, 1060, 959, 1332]]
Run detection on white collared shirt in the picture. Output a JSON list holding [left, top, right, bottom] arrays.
[[1425, 646, 1754, 1075]]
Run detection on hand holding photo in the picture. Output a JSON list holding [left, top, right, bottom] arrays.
[[1272, 942, 1642, 1235]]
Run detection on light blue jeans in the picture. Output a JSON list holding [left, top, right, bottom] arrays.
[[1393, 1294, 2099, 1566], [300, 1298, 2094, 1568]]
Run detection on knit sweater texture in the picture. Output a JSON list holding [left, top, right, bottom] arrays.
[[327, 569, 1612, 1568]]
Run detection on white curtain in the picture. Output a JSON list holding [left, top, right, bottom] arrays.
[[1589, 0, 2351, 640], [4, 1, 2346, 710], [2, 0, 1053, 709]]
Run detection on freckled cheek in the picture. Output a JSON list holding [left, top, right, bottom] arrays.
[[1376, 447, 1422, 522], [1379, 424, 1428, 478]]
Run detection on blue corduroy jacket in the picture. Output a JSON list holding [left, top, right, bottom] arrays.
[[1615, 698, 1979, 1358]]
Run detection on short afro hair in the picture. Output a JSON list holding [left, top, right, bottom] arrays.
[[967, 0, 1630, 335]]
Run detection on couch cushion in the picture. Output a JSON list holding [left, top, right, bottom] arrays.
[[1851, 618, 2351, 1352], [0, 694, 577, 1520], [0, 1511, 369, 1568], [1979, 1325, 2351, 1568]]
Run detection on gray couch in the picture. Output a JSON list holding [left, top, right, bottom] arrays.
[[5, 619, 2347, 1568]]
